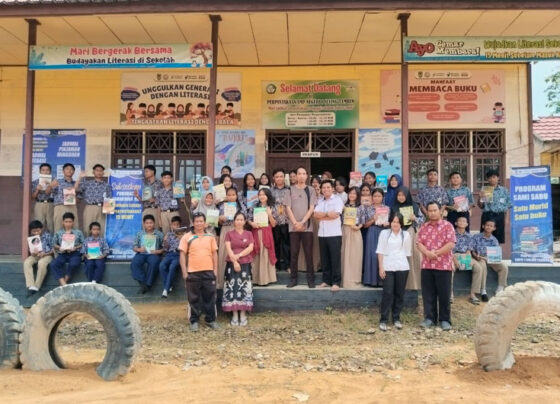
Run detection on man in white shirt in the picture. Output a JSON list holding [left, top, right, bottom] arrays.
[[314, 180, 344, 291]]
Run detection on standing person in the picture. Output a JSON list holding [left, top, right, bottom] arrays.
[[23, 220, 54, 296], [341, 187, 364, 289], [159, 216, 182, 298], [359, 184, 375, 268], [314, 180, 344, 291], [134, 165, 163, 230], [363, 188, 390, 287], [310, 175, 322, 199], [322, 170, 333, 180], [289, 169, 297, 186], [417, 169, 449, 217], [81, 221, 110, 284], [192, 176, 214, 211], [194, 192, 217, 236], [76, 164, 112, 236], [416, 202, 456, 331], [334, 177, 348, 204], [239, 173, 258, 208], [130, 214, 164, 294], [472, 219, 509, 296], [309, 175, 322, 272], [220, 165, 232, 177], [179, 212, 219, 332], [32, 163, 55, 234], [445, 172, 474, 231], [271, 168, 291, 272], [217, 187, 244, 288], [377, 212, 412, 331], [286, 167, 318, 288], [477, 170, 511, 244], [248, 188, 278, 286], [363, 171, 377, 189], [223, 212, 255, 326], [51, 212, 84, 286], [156, 171, 184, 235], [51, 163, 80, 231], [259, 173, 271, 188], [384, 174, 403, 210]]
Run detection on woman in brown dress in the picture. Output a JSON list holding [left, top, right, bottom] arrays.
[[341, 187, 363, 288]]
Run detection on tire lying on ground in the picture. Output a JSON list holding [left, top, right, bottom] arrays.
[[474, 281, 560, 371], [20, 283, 142, 380], [0, 287, 25, 368]]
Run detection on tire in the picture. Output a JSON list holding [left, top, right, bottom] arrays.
[[0, 287, 25, 368], [474, 281, 560, 371], [20, 283, 142, 380]]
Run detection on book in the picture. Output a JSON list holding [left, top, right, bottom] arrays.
[[87, 241, 102, 259], [246, 190, 258, 208], [27, 235, 43, 254], [481, 186, 494, 203], [253, 207, 269, 227], [38, 174, 51, 190], [142, 234, 157, 254], [60, 233, 75, 251], [457, 253, 472, 271], [142, 185, 153, 201], [63, 188, 76, 205], [224, 202, 237, 220], [487, 246, 502, 263], [206, 208, 219, 227], [349, 171, 362, 188], [454, 195, 469, 212], [214, 184, 226, 202], [173, 181, 185, 198], [190, 190, 201, 204], [102, 198, 116, 214], [376, 175, 388, 191], [399, 206, 414, 226], [259, 185, 270, 190], [375, 206, 390, 226], [343, 207, 357, 226]]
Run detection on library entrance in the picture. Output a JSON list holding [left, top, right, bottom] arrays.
[[266, 130, 354, 180]]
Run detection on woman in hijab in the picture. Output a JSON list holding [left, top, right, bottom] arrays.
[[384, 174, 403, 209]]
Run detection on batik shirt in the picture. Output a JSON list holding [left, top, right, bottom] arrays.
[[36, 232, 53, 254], [472, 232, 499, 257], [453, 231, 474, 254], [417, 185, 449, 208], [416, 220, 456, 271], [446, 186, 474, 208], [156, 187, 178, 211], [358, 204, 375, 226], [481, 185, 512, 213], [164, 231, 181, 253], [52, 178, 77, 206], [219, 203, 246, 226], [80, 236, 110, 255], [32, 179, 53, 202], [271, 186, 291, 225], [79, 179, 112, 205], [53, 229, 85, 249], [142, 179, 163, 209], [133, 230, 164, 252]]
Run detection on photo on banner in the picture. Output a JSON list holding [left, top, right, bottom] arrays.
[[214, 129, 256, 179], [357, 129, 402, 179]]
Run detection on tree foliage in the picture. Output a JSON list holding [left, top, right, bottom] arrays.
[[545, 69, 560, 115]]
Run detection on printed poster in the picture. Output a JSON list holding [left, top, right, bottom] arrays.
[[358, 129, 402, 179], [510, 166, 553, 264], [381, 70, 506, 124], [214, 129, 255, 178], [262, 80, 359, 129], [121, 72, 241, 126], [106, 169, 144, 260]]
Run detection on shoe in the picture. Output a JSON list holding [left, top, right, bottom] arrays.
[[169, 286, 173, 293], [230, 318, 239, 326], [190, 322, 199, 332], [287, 280, 298, 288], [161, 290, 168, 298], [92, 280, 97, 284], [394, 321, 403, 330], [496, 286, 505, 294], [440, 321, 452, 331], [420, 319, 434, 328], [331, 285, 340, 292], [469, 296, 481, 305], [379, 322, 388, 331], [308, 281, 315, 289], [450, 295, 454, 304], [239, 318, 248, 327], [480, 293, 489, 302], [206, 321, 220, 330], [137, 283, 148, 294]]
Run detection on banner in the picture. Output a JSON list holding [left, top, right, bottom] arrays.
[[262, 80, 359, 129], [510, 166, 553, 264], [404, 36, 560, 62], [106, 169, 144, 261], [214, 130, 256, 178], [120, 72, 241, 126], [357, 129, 402, 179], [29, 43, 212, 70], [24, 129, 86, 181], [381, 70, 505, 124]]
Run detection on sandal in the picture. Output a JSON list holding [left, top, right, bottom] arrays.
[[469, 296, 481, 305], [230, 319, 239, 326], [239, 318, 248, 327]]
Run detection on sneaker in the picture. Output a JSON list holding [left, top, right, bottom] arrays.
[[480, 293, 489, 302], [169, 286, 174, 293], [29, 286, 39, 292], [394, 321, 403, 330], [440, 321, 452, 331], [92, 280, 97, 284], [190, 322, 199, 332], [496, 286, 505, 294], [420, 319, 434, 329], [137, 283, 148, 294], [287, 279, 298, 288], [161, 290, 168, 298], [206, 321, 220, 330], [379, 322, 388, 331]]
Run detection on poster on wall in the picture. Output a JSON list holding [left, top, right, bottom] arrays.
[[214, 129, 256, 179], [357, 129, 402, 179], [24, 129, 86, 181], [120, 71, 241, 126], [262, 80, 359, 129], [510, 165, 553, 264], [380, 70, 506, 124], [106, 169, 144, 261]]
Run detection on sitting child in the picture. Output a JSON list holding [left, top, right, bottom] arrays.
[[159, 216, 182, 298], [23, 220, 54, 296], [131, 214, 164, 294], [81, 221, 110, 283], [51, 212, 84, 286]]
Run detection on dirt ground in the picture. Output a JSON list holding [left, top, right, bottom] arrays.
[[1, 300, 560, 403]]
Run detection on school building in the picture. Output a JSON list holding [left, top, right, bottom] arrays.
[[0, 1, 556, 255]]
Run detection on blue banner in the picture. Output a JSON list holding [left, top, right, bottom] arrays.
[[106, 169, 143, 261], [510, 166, 553, 264]]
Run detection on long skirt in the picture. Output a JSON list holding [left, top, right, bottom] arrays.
[[217, 224, 234, 289], [222, 262, 253, 312], [252, 229, 277, 286], [405, 226, 422, 290], [341, 225, 363, 289], [363, 225, 384, 286]]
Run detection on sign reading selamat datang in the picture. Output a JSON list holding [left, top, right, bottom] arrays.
[[28, 43, 213, 70]]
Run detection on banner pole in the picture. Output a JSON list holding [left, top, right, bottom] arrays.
[[207, 15, 222, 179], [398, 13, 410, 187]]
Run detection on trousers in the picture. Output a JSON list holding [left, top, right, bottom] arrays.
[[85, 258, 106, 283], [130, 253, 161, 287], [380, 270, 409, 323], [289, 231, 314, 282], [273, 223, 291, 270], [186, 270, 217, 324], [159, 252, 180, 291], [51, 251, 82, 281], [421, 269, 452, 324], [23, 255, 53, 289], [319, 236, 342, 286]]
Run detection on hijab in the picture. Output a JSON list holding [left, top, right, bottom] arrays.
[[194, 192, 216, 216], [384, 174, 403, 209], [392, 186, 421, 229], [199, 176, 214, 197]]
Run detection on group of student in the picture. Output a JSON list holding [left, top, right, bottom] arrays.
[[26, 161, 512, 332]]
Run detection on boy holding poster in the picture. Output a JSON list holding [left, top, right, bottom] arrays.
[[131, 215, 164, 294], [51, 212, 84, 286], [51, 163, 80, 232], [23, 220, 54, 296], [81, 221, 110, 283], [32, 163, 55, 234]]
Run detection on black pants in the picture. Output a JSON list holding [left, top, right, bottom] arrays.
[[446, 210, 470, 232], [421, 269, 452, 324], [481, 211, 505, 244], [319, 236, 342, 286], [289, 231, 314, 282], [186, 270, 217, 324], [273, 223, 291, 270], [380, 270, 409, 323]]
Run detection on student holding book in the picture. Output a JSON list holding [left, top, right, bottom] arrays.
[[131, 214, 164, 294], [259, 173, 271, 188], [445, 172, 474, 231], [248, 188, 278, 286], [51, 212, 84, 286], [134, 165, 163, 230], [477, 169, 511, 244], [362, 188, 390, 287], [81, 221, 110, 284], [217, 187, 244, 288], [159, 216, 182, 298], [76, 164, 113, 236], [239, 173, 258, 209], [156, 171, 185, 235], [341, 187, 364, 289], [271, 168, 291, 272], [32, 163, 55, 234], [384, 174, 403, 209], [359, 184, 375, 275], [472, 219, 509, 297], [51, 163, 80, 231], [417, 168, 449, 217], [23, 220, 54, 296], [194, 191, 217, 236]]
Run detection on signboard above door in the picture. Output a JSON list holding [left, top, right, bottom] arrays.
[[300, 151, 321, 158]]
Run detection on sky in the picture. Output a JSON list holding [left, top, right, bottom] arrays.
[[532, 61, 560, 118]]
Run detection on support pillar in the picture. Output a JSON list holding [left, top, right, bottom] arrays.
[[207, 14, 221, 178], [398, 13, 410, 186], [526, 63, 535, 166]]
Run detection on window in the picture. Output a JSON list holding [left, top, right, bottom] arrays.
[[112, 131, 142, 169]]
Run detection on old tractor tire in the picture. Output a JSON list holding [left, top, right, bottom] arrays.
[[20, 283, 142, 380], [0, 287, 25, 368], [474, 281, 560, 371]]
